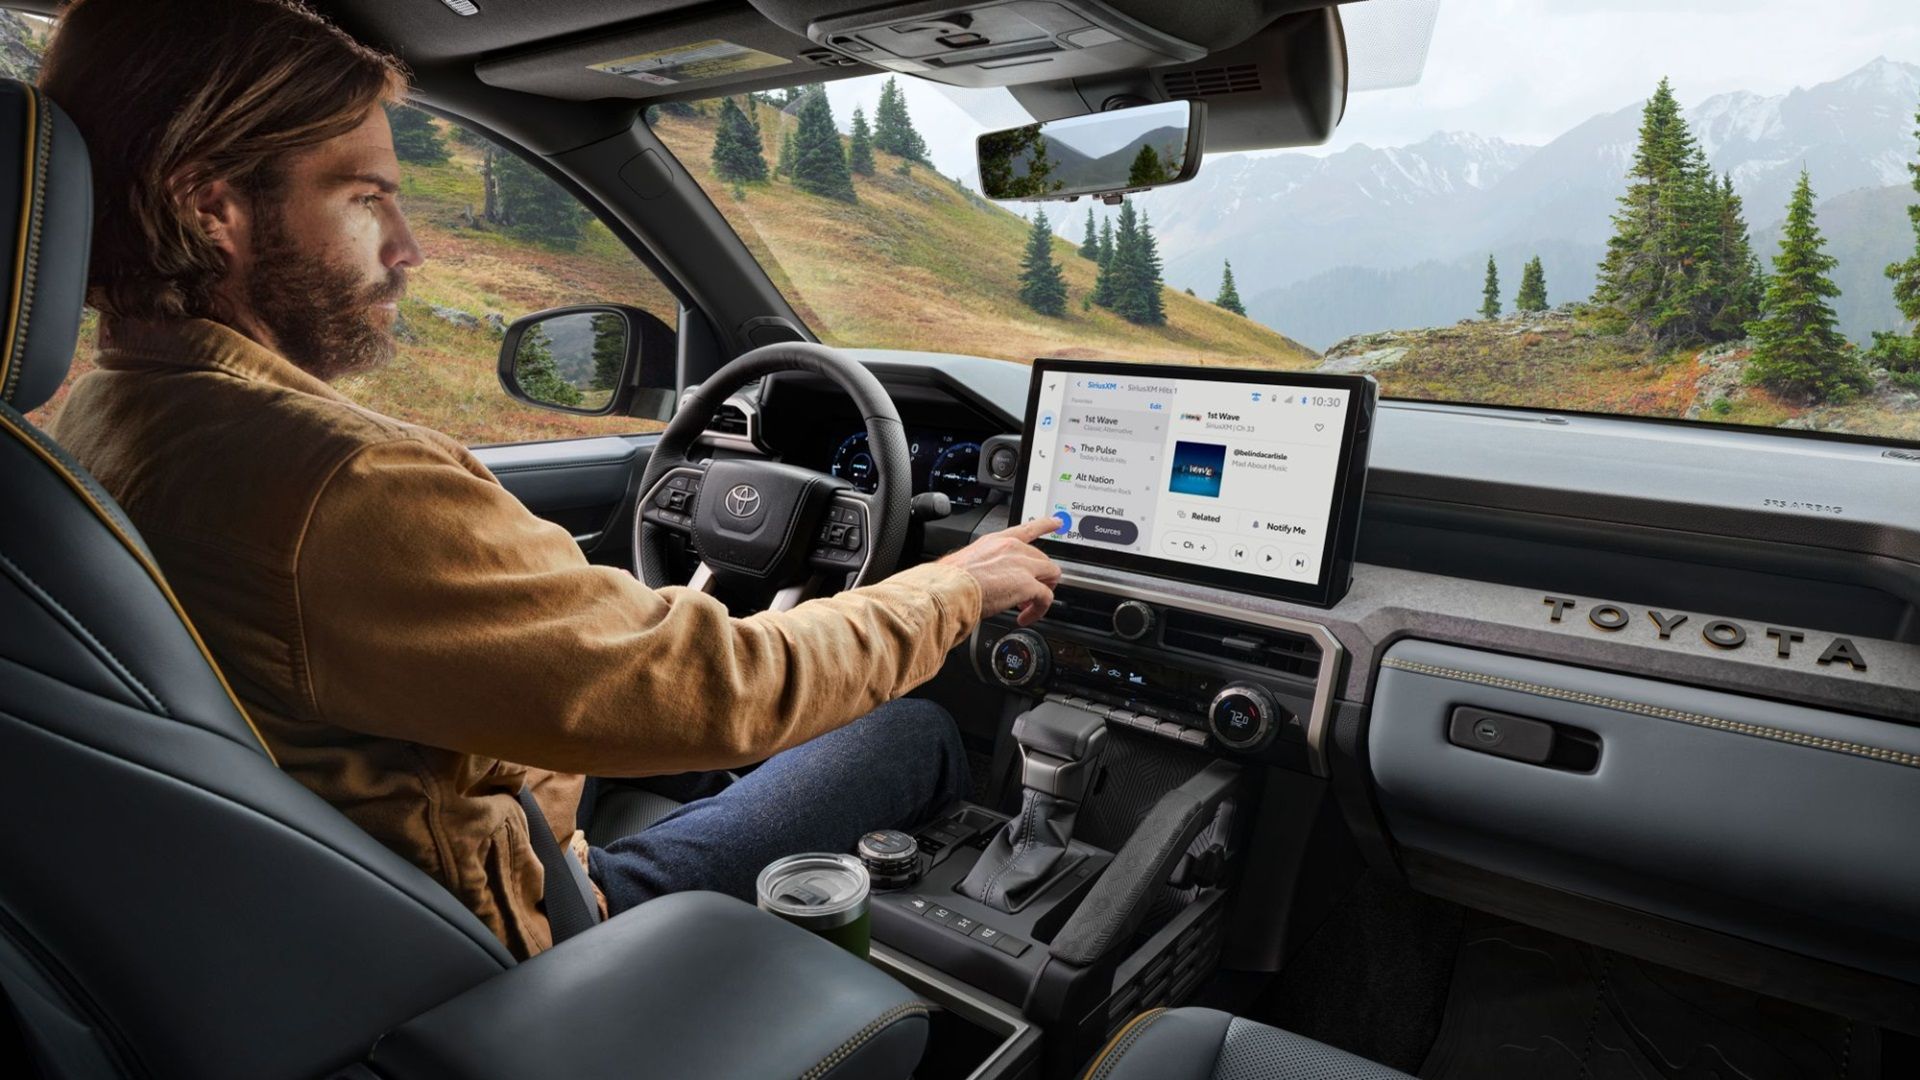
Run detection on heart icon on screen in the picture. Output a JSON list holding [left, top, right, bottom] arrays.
[[1313, 423, 1325, 432]]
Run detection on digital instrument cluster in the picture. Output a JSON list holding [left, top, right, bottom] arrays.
[[830, 428, 993, 509]]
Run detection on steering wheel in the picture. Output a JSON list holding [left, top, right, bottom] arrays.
[[634, 342, 910, 610]]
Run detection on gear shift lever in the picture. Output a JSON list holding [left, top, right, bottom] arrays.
[[957, 702, 1108, 913]]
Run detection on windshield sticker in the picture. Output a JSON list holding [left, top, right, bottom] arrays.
[[590, 40, 790, 86]]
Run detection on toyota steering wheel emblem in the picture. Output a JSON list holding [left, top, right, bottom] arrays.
[[724, 483, 762, 518]]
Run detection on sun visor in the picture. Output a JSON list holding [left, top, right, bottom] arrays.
[[476, 7, 870, 103]]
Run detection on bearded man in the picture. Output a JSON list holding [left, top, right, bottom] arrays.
[[41, 0, 1060, 958]]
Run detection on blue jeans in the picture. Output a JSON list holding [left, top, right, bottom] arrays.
[[589, 698, 972, 915]]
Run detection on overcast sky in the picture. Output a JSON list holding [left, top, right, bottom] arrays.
[[825, 0, 1920, 188]]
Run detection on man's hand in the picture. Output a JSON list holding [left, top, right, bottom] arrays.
[[939, 516, 1065, 627]]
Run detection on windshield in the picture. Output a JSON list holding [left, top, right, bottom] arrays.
[[648, 1, 1920, 444]]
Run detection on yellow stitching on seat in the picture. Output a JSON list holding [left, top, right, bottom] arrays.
[[1081, 1008, 1167, 1080], [797, 1001, 931, 1080], [0, 83, 38, 401], [1380, 657, 1920, 769], [0, 409, 278, 764]]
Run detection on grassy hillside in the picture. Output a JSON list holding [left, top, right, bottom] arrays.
[[650, 102, 1317, 371], [1321, 307, 1920, 442]]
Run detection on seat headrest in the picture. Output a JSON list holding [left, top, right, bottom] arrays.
[[0, 79, 91, 414]]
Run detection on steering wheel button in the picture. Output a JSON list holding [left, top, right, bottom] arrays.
[[844, 527, 862, 548]]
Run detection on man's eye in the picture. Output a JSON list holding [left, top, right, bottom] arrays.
[[360, 193, 384, 207]]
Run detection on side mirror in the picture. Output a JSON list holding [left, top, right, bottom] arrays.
[[498, 304, 677, 420], [977, 100, 1204, 203]]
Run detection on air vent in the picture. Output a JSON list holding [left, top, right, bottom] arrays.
[[1160, 609, 1320, 679], [1046, 585, 1124, 634], [1884, 448, 1920, 462], [798, 47, 861, 68], [1162, 64, 1261, 99], [707, 404, 750, 437]]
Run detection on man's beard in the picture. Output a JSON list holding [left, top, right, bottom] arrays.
[[245, 208, 407, 382]]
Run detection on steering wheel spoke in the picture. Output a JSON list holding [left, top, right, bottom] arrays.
[[637, 463, 709, 534], [807, 490, 873, 576]]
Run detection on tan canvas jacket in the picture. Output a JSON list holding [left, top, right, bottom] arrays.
[[52, 317, 983, 958]]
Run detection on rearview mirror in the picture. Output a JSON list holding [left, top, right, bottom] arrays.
[[498, 304, 677, 420], [977, 100, 1203, 203]]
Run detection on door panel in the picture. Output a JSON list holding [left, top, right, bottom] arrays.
[[475, 434, 655, 564]]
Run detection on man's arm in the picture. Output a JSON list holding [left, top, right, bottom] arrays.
[[293, 436, 1053, 776]]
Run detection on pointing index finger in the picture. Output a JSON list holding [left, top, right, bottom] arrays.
[[1009, 514, 1067, 542]]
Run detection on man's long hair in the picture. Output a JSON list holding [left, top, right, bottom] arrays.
[[38, 0, 405, 321]]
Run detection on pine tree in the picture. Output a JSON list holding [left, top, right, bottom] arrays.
[[1079, 207, 1100, 260], [1892, 103, 1920, 326], [1708, 174, 1763, 340], [710, 96, 767, 183], [589, 312, 627, 393], [1104, 200, 1164, 325], [1480, 255, 1501, 319], [1869, 102, 1920, 378], [873, 76, 930, 163], [777, 128, 796, 179], [513, 326, 582, 408], [1018, 210, 1068, 316], [1136, 209, 1166, 324], [1099, 202, 1140, 314], [1746, 170, 1871, 403], [789, 90, 856, 202], [1596, 78, 1720, 343], [848, 105, 875, 176], [493, 151, 589, 248], [1092, 218, 1117, 307], [1215, 259, 1246, 315], [386, 103, 449, 165], [1516, 256, 1548, 312], [1127, 144, 1168, 186]]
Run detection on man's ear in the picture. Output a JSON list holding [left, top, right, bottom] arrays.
[[186, 177, 250, 263]]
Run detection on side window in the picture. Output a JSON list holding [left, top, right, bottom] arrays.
[[366, 106, 679, 445], [26, 98, 679, 447]]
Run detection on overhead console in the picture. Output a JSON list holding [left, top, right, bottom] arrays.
[[798, 0, 1203, 87]]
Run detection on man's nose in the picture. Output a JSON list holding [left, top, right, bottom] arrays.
[[386, 208, 425, 270]]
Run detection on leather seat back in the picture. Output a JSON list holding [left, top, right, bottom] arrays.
[[0, 79, 514, 1080]]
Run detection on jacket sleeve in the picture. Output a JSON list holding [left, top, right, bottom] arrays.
[[293, 436, 983, 776]]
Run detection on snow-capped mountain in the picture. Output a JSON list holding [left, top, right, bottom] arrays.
[[1130, 57, 1920, 350], [1130, 131, 1539, 293]]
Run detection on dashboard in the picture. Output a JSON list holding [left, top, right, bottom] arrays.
[[707, 348, 1920, 1017]]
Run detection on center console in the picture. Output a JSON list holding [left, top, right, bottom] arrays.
[[859, 573, 1347, 1076], [852, 360, 1370, 1077]]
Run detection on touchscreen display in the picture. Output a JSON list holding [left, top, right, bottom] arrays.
[[1013, 360, 1374, 604]]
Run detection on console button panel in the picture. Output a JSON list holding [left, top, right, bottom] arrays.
[[971, 578, 1339, 773]]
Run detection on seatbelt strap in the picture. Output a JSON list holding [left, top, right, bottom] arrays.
[[516, 786, 601, 944]]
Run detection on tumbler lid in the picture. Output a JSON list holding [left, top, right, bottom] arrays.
[[756, 853, 870, 930]]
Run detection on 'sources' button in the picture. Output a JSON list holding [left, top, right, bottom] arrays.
[[1078, 515, 1138, 545]]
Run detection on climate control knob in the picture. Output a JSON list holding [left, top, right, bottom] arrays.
[[1112, 600, 1156, 641], [1208, 683, 1280, 752], [989, 629, 1050, 690]]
